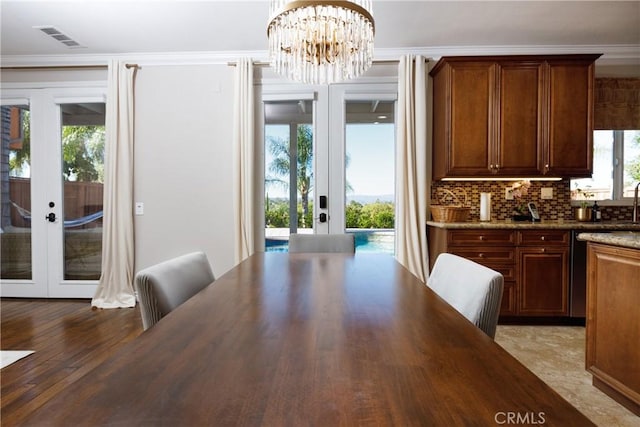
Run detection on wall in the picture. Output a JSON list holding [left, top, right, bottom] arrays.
[[133, 65, 236, 276]]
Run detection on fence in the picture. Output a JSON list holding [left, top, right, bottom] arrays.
[[8, 178, 103, 228]]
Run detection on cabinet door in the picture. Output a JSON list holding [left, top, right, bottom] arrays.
[[500, 281, 518, 316], [447, 62, 496, 176], [496, 62, 544, 176], [518, 247, 569, 316], [545, 60, 595, 177]]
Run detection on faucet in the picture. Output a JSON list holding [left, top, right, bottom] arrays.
[[634, 182, 640, 223]]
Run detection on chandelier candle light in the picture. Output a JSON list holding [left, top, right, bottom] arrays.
[[267, 0, 375, 84]]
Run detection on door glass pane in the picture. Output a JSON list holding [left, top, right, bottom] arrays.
[[1, 105, 32, 279], [344, 100, 395, 253], [264, 100, 314, 252], [61, 103, 105, 280]]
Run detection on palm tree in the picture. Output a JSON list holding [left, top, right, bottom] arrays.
[[266, 124, 352, 228], [266, 124, 313, 227]]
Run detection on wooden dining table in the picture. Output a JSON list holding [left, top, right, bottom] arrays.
[[22, 253, 593, 426]]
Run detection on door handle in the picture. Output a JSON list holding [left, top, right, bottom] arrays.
[[46, 212, 56, 223]]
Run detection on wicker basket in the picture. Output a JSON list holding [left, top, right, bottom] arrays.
[[430, 189, 471, 223]]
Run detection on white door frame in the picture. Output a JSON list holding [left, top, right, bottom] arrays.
[[259, 81, 398, 248]]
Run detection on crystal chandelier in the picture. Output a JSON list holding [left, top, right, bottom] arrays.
[[267, 0, 375, 84]]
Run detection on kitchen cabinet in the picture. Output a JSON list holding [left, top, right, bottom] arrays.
[[430, 54, 600, 180], [517, 230, 570, 316], [427, 227, 570, 318], [545, 58, 596, 177], [585, 242, 640, 415]]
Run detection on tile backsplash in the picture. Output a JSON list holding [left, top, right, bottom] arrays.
[[431, 180, 634, 221]]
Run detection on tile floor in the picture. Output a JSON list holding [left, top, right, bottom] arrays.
[[495, 325, 638, 427]]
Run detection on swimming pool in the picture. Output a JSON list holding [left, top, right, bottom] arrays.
[[265, 230, 394, 254]]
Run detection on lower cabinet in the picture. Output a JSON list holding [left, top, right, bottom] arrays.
[[428, 227, 570, 318], [518, 247, 569, 316], [585, 243, 640, 415]]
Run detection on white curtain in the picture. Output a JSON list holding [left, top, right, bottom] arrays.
[[92, 60, 137, 309], [233, 58, 255, 263], [395, 55, 429, 283]]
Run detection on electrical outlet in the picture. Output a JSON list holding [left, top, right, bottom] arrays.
[[541, 188, 554, 200], [135, 202, 144, 215], [505, 188, 514, 200]]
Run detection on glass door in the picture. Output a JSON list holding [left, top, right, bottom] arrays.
[[329, 84, 397, 253], [264, 100, 315, 249], [261, 83, 396, 253], [1, 102, 36, 285], [262, 89, 329, 251], [1, 87, 106, 298], [58, 101, 105, 284]]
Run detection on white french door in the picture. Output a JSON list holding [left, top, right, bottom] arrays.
[[1, 86, 106, 298], [260, 82, 397, 251]]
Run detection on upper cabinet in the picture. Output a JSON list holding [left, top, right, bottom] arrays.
[[430, 55, 601, 180]]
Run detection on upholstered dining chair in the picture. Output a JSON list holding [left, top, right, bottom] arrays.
[[427, 253, 504, 339], [288, 233, 356, 253], [134, 251, 215, 331]]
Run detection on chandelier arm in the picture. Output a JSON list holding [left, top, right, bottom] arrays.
[[267, 0, 375, 35]]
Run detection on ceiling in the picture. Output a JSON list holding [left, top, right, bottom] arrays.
[[1, 1, 639, 67]]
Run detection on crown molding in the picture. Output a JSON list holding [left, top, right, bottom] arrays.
[[374, 45, 640, 65], [0, 51, 269, 68], [2, 45, 638, 68]]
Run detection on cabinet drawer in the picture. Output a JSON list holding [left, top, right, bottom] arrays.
[[448, 230, 515, 246], [517, 230, 569, 246], [450, 247, 516, 264]]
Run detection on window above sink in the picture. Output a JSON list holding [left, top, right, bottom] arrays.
[[571, 129, 640, 205]]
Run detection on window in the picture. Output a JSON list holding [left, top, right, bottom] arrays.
[[571, 130, 640, 202]]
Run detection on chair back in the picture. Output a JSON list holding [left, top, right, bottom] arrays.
[[289, 233, 356, 253], [134, 252, 215, 330], [427, 253, 504, 339]]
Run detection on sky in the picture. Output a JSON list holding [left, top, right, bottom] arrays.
[[265, 123, 395, 201]]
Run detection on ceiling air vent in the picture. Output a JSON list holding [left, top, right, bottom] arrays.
[[33, 26, 86, 49]]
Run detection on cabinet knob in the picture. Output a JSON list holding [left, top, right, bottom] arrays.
[[541, 248, 546, 253], [479, 235, 485, 240], [478, 253, 484, 258], [541, 236, 546, 241]]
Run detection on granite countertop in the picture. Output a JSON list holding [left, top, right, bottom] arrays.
[[577, 232, 640, 250], [427, 220, 640, 231]]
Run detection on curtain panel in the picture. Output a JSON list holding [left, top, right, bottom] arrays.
[[233, 58, 255, 263], [594, 78, 640, 130], [91, 61, 137, 309], [395, 55, 429, 283]]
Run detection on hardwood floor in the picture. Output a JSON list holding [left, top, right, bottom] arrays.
[[1, 298, 142, 426]]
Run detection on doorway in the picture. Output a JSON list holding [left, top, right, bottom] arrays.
[[1, 86, 106, 297], [261, 83, 397, 253]]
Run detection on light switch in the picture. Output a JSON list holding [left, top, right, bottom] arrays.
[[541, 188, 554, 200], [135, 202, 144, 215]]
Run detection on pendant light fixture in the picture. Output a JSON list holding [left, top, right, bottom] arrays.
[[267, 0, 375, 84]]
